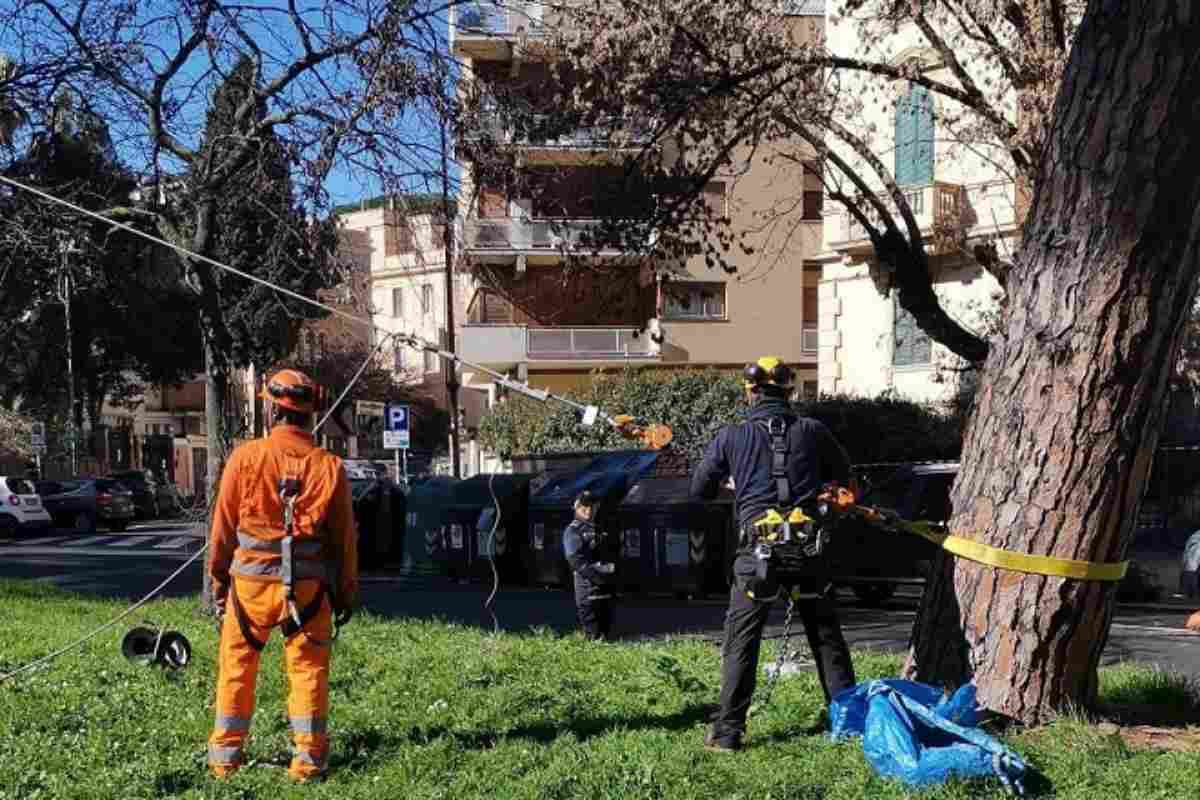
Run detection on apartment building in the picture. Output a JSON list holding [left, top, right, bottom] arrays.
[[813, 10, 1021, 403], [450, 1, 826, 408]]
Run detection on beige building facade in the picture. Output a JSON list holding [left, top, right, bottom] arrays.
[[814, 5, 1020, 404], [451, 0, 826, 410]]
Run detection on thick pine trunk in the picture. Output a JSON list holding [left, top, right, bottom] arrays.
[[904, 0, 1200, 725]]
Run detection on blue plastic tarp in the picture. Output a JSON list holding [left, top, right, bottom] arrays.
[[530, 450, 660, 507], [831, 680, 1028, 795]]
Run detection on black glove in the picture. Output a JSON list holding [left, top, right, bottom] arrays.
[[335, 607, 355, 628]]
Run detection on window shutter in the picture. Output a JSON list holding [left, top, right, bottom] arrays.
[[893, 302, 932, 366], [895, 83, 935, 187], [392, 287, 404, 318], [913, 85, 935, 185]]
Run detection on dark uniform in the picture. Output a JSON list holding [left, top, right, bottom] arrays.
[[691, 396, 856, 749], [562, 517, 616, 640]]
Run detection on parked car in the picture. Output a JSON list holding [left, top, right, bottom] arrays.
[[0, 475, 53, 536], [109, 469, 177, 519], [36, 478, 136, 533], [830, 462, 957, 605], [343, 460, 390, 481]]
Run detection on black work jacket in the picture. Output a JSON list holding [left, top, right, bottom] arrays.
[[562, 518, 612, 599], [690, 399, 852, 528]]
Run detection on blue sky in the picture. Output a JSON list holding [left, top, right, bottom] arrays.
[[1, 0, 462, 208]]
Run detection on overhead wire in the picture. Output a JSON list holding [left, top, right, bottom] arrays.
[[0, 173, 652, 673]]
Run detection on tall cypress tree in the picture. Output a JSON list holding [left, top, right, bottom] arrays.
[[191, 56, 340, 405]]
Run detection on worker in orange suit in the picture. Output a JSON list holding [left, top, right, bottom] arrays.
[[206, 368, 358, 782]]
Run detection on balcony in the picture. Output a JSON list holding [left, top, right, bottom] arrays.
[[463, 216, 649, 260], [459, 324, 659, 366], [463, 113, 654, 162], [451, 1, 547, 60], [824, 180, 1018, 256]]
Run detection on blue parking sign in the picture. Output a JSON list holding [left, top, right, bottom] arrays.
[[384, 403, 410, 449]]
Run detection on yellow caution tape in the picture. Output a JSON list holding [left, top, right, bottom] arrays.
[[889, 518, 1128, 582]]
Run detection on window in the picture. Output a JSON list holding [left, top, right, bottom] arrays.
[[893, 301, 932, 367], [304, 331, 316, 361], [894, 82, 935, 187], [393, 345, 406, 372], [318, 334, 327, 357], [663, 283, 726, 320], [392, 288, 404, 318], [802, 190, 824, 220], [802, 380, 819, 400], [424, 350, 439, 374], [421, 284, 434, 316]]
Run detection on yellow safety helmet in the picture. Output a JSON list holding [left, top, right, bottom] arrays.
[[743, 356, 795, 390]]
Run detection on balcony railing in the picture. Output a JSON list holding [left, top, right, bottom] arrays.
[[527, 327, 656, 360], [452, 1, 546, 37], [842, 182, 962, 244], [466, 113, 653, 150], [459, 324, 660, 364], [801, 323, 818, 353], [463, 217, 647, 252]]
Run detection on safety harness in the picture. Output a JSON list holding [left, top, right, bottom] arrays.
[[228, 455, 339, 651], [741, 416, 833, 600]]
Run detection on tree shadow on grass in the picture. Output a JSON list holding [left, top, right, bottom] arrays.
[[329, 702, 716, 769]]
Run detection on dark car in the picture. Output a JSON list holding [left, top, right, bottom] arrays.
[[109, 469, 177, 519], [829, 462, 957, 605], [36, 478, 137, 533]]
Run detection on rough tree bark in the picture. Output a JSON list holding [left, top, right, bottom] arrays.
[[904, 0, 1200, 725]]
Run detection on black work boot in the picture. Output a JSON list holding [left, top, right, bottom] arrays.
[[704, 725, 742, 753]]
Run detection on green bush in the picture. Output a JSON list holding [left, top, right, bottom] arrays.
[[478, 368, 746, 463], [478, 370, 965, 466]]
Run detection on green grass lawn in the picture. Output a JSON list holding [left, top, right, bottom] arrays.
[[1, 579, 1198, 800]]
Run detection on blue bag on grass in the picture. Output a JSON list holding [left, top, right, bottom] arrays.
[[830, 680, 1027, 795]]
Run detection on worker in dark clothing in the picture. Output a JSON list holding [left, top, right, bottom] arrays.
[[691, 356, 856, 753], [562, 490, 617, 641]]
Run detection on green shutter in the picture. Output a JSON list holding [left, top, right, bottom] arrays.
[[894, 84, 935, 188], [893, 302, 932, 367]]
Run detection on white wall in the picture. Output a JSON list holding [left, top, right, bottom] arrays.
[[819, 257, 1001, 404]]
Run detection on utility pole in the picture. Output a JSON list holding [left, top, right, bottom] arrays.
[[58, 236, 81, 476], [440, 120, 462, 478]]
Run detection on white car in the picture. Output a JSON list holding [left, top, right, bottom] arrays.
[[0, 475, 53, 536]]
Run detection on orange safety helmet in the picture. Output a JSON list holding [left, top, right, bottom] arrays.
[[261, 369, 317, 414]]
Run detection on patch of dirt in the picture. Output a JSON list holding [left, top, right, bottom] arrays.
[[1104, 723, 1200, 753]]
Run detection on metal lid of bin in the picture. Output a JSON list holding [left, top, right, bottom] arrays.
[[405, 477, 459, 508], [619, 477, 734, 508], [448, 473, 533, 509], [530, 450, 660, 508]]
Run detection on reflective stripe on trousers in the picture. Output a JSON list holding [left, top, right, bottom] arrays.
[[209, 577, 332, 780]]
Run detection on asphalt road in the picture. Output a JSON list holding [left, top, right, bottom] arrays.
[[2, 525, 1198, 676]]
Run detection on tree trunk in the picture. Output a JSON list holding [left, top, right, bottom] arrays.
[[904, 0, 1200, 725], [441, 121, 462, 478]]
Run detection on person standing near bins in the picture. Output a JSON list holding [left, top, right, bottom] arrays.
[[206, 369, 358, 782], [691, 356, 856, 753], [562, 490, 617, 640]]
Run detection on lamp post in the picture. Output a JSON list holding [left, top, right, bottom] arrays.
[[58, 235, 82, 475]]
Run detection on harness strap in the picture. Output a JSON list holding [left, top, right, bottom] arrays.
[[229, 581, 267, 652], [757, 416, 791, 507], [281, 584, 328, 639]]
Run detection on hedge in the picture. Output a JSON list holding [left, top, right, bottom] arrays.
[[477, 368, 966, 466]]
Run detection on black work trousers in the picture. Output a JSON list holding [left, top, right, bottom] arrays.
[[710, 554, 856, 745], [574, 579, 615, 641]]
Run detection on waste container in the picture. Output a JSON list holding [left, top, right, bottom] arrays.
[[443, 474, 533, 584], [350, 477, 386, 572], [525, 450, 661, 588], [616, 478, 735, 597], [401, 477, 459, 579]]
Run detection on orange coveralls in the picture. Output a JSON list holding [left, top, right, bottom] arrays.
[[206, 424, 358, 781]]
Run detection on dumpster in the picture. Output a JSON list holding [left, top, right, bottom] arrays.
[[525, 450, 661, 588], [349, 477, 386, 572], [441, 474, 533, 583], [401, 477, 459, 579], [616, 478, 735, 597]]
